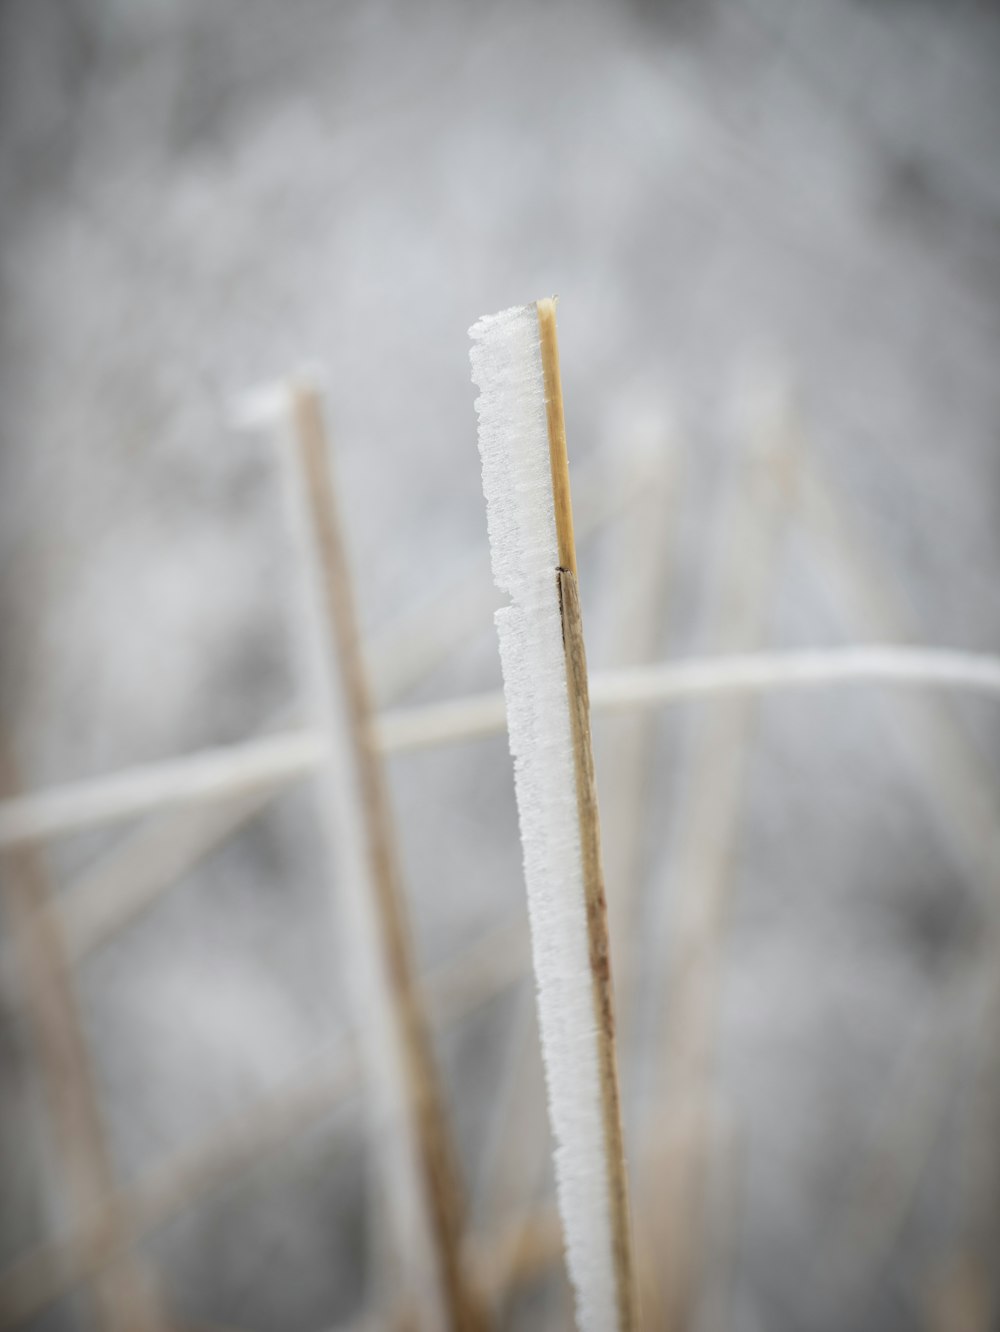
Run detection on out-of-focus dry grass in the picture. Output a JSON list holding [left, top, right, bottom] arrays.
[[2, 2, 1000, 1329]]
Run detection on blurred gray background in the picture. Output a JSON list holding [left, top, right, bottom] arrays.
[[2, 1, 1000, 1329]]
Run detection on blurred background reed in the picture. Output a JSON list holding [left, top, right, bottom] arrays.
[[1, 1, 1000, 1329]]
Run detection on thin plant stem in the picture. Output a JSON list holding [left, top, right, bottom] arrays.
[[0, 915, 529, 1328], [0, 737, 166, 1332], [3, 646, 1000, 853], [644, 386, 798, 1331], [284, 379, 487, 1331], [538, 297, 639, 1331]]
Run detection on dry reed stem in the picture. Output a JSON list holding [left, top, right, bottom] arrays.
[[0, 440, 645, 1013], [0, 737, 166, 1332], [799, 458, 1000, 911], [378, 648, 1000, 753], [537, 300, 577, 577], [647, 395, 798, 1332], [796, 452, 1000, 1304], [0, 916, 529, 1327], [367, 444, 647, 704], [474, 1123, 692, 1315], [0, 1063, 342, 1329], [3, 647, 1000, 857], [925, 1255, 992, 1332], [0, 731, 323, 849], [472, 1205, 565, 1298], [288, 382, 487, 1332], [810, 961, 985, 1309], [947, 971, 1000, 1330], [7, 388, 1000, 1326], [596, 444, 680, 1000], [867, 945, 999, 1332], [558, 568, 639, 1332], [582, 447, 681, 1324], [471, 441, 678, 1326], [538, 297, 639, 1331], [467, 970, 553, 1328]]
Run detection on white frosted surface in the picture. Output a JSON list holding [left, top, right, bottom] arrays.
[[471, 304, 618, 1331]]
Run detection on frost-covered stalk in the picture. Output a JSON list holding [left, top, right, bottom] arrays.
[[470, 299, 638, 1331], [276, 379, 486, 1332]]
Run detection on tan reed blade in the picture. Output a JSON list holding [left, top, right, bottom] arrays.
[[537, 298, 640, 1331], [644, 379, 798, 1330], [286, 380, 488, 1332], [0, 737, 167, 1332]]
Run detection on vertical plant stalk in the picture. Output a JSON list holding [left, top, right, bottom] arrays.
[[579, 437, 680, 1326], [598, 442, 680, 1006], [284, 382, 486, 1332], [557, 564, 637, 1330], [646, 384, 798, 1332], [538, 297, 637, 1329], [472, 437, 678, 1324], [798, 450, 1000, 1318], [0, 738, 165, 1332], [471, 298, 638, 1331], [0, 438, 648, 1014], [801, 455, 1000, 905]]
